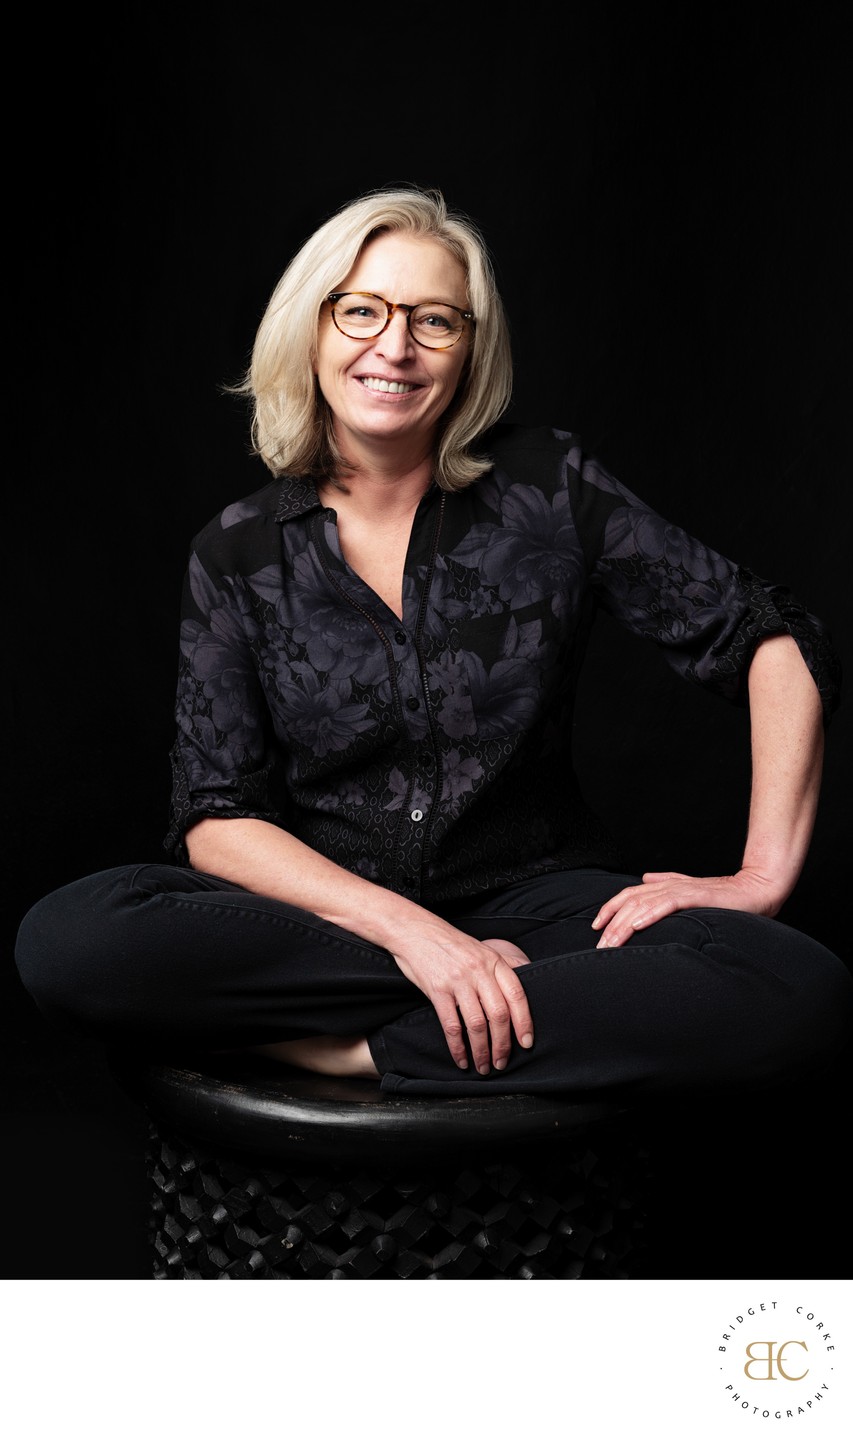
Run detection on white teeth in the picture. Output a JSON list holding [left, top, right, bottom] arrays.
[[360, 377, 414, 393]]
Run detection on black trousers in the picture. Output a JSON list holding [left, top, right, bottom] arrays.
[[14, 863, 853, 1099]]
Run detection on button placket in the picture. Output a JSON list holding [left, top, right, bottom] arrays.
[[393, 490, 446, 896]]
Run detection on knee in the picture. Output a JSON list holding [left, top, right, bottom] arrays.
[[15, 901, 65, 1031], [711, 924, 853, 1084], [14, 868, 138, 1033]]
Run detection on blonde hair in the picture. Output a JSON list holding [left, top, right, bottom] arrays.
[[231, 185, 513, 491]]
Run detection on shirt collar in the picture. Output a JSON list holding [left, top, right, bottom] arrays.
[[274, 473, 444, 523], [275, 476, 325, 523]]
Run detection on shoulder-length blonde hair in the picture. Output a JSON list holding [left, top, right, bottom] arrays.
[[231, 185, 513, 491]]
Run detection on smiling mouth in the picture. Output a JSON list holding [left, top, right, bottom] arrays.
[[359, 377, 417, 394]]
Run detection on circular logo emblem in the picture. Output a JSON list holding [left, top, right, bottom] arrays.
[[717, 1297, 841, 1423]]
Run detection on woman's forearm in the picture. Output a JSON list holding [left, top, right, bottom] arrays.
[[185, 815, 422, 950], [740, 633, 825, 909]]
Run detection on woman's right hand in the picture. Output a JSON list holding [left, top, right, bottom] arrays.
[[387, 923, 533, 1074]]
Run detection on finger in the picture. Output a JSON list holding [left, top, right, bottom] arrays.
[[483, 1002, 512, 1071], [590, 884, 643, 930], [458, 997, 492, 1075], [591, 877, 685, 933], [494, 963, 534, 1052], [595, 892, 681, 947], [431, 992, 471, 1069]]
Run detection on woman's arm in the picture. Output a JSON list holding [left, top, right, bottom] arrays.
[[186, 816, 534, 1073], [590, 633, 825, 947], [736, 630, 825, 901]]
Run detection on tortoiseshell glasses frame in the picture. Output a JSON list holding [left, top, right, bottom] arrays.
[[326, 292, 474, 350]]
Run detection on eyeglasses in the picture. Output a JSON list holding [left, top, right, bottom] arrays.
[[326, 292, 474, 350]]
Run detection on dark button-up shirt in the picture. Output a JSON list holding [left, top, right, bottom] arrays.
[[165, 425, 840, 903]]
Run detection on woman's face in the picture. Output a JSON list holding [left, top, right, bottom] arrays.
[[315, 232, 471, 460]]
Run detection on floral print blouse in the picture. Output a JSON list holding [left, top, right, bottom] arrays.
[[165, 425, 840, 904]]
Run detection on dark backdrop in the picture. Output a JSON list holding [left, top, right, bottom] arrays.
[[7, 8, 851, 1278]]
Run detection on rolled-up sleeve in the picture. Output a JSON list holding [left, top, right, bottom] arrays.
[[569, 451, 842, 723], [164, 536, 286, 864]]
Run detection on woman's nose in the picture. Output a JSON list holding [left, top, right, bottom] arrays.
[[374, 310, 415, 360]]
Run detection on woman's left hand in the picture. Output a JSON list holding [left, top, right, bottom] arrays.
[[591, 869, 783, 949]]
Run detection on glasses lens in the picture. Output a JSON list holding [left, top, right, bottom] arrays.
[[332, 295, 389, 337], [409, 303, 465, 348]]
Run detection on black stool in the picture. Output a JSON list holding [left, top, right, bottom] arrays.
[[112, 1054, 650, 1280]]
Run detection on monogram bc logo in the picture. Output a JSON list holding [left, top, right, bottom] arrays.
[[716, 1300, 840, 1422], [743, 1340, 809, 1381]]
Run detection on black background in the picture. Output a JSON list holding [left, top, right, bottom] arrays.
[[7, 7, 851, 1279]]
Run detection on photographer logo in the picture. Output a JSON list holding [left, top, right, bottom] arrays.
[[717, 1299, 840, 1422]]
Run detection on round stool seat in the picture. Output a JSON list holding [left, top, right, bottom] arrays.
[[114, 1052, 624, 1164], [111, 1053, 649, 1280]]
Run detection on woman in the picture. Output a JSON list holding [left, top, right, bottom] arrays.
[[15, 184, 852, 1097]]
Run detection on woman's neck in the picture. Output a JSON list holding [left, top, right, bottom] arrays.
[[320, 445, 435, 519]]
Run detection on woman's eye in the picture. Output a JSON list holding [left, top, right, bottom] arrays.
[[417, 311, 452, 331]]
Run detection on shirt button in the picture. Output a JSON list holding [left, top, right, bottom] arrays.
[[410, 809, 424, 823], [406, 696, 420, 710], [395, 630, 407, 644]]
